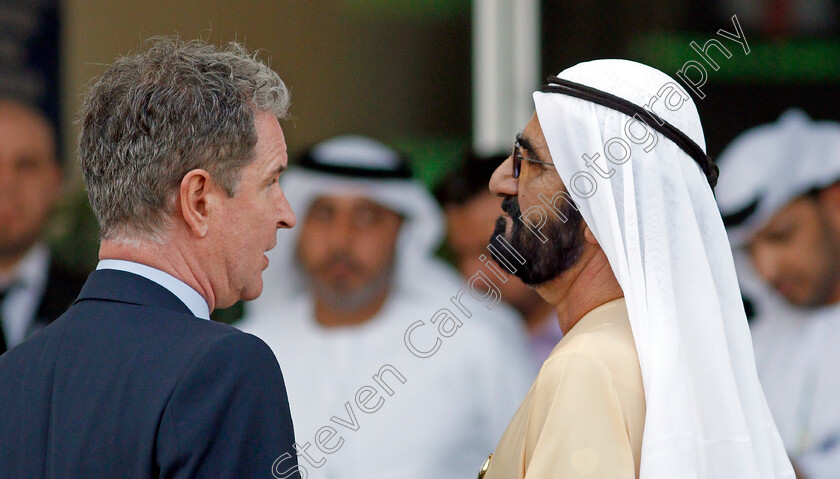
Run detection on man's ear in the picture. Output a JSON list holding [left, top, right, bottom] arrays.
[[583, 222, 599, 245], [179, 169, 214, 238]]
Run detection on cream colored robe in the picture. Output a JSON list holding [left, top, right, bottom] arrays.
[[481, 298, 645, 478]]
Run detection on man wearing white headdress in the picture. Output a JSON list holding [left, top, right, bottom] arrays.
[[238, 135, 534, 479], [716, 110, 840, 479], [478, 60, 794, 479]]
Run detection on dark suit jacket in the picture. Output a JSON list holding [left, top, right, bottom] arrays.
[[33, 257, 89, 328], [0, 269, 300, 478], [0, 256, 87, 355]]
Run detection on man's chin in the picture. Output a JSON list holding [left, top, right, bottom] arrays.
[[238, 280, 264, 304], [783, 292, 819, 309], [488, 229, 532, 284], [488, 224, 575, 287]]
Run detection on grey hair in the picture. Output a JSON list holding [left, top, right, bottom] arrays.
[[79, 36, 290, 242]]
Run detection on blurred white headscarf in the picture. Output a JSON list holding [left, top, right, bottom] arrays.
[[716, 109, 840, 249], [533, 59, 793, 478], [249, 135, 464, 317]]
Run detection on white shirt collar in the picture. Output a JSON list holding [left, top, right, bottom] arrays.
[[3, 242, 50, 291], [0, 242, 51, 347], [96, 259, 211, 320]]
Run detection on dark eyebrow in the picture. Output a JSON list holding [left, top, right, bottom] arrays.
[[514, 133, 528, 150], [515, 133, 546, 163], [269, 164, 287, 178]]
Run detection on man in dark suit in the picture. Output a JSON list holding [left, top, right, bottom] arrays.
[[0, 38, 301, 477], [0, 99, 88, 355]]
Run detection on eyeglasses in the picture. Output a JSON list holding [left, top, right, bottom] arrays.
[[512, 139, 555, 178]]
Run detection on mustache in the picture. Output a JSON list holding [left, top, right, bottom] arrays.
[[501, 196, 521, 218], [313, 253, 364, 275]]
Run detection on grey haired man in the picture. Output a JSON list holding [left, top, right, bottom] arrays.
[[0, 37, 300, 478]]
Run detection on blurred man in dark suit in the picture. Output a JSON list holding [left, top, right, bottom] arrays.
[[0, 99, 87, 355], [0, 37, 300, 478]]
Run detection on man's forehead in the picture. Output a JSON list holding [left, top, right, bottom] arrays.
[[755, 196, 816, 234], [521, 113, 544, 144], [0, 107, 56, 162], [255, 113, 286, 162], [0, 106, 52, 137]]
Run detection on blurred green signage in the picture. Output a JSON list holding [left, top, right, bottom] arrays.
[[630, 34, 840, 83]]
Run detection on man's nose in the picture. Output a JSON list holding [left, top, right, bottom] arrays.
[[276, 192, 296, 229], [327, 215, 356, 248], [489, 156, 518, 198]]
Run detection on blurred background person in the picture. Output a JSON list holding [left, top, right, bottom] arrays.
[[435, 150, 562, 368], [0, 99, 87, 355], [239, 135, 533, 479], [716, 109, 840, 479]]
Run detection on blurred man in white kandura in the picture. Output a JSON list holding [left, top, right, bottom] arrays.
[[239, 136, 533, 479], [716, 110, 840, 479]]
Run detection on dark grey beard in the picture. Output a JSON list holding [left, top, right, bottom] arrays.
[[304, 263, 394, 313], [489, 196, 584, 286]]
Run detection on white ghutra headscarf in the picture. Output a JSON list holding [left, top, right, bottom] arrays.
[[533, 59, 793, 478]]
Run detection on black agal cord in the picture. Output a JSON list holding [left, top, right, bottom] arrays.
[[541, 76, 719, 190]]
